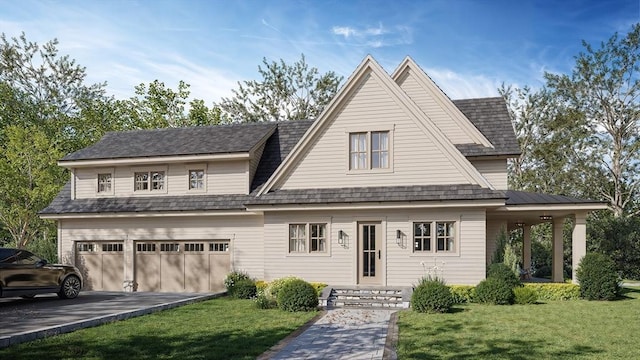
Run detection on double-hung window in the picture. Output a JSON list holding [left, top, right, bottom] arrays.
[[134, 171, 165, 192], [97, 173, 112, 193], [289, 223, 327, 254], [189, 169, 205, 190], [349, 131, 389, 170], [413, 221, 456, 253]]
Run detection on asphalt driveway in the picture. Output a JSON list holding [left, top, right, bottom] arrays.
[[0, 291, 220, 348]]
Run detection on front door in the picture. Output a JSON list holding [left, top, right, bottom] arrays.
[[358, 222, 382, 285]]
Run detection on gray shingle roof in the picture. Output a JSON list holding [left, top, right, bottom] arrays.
[[61, 122, 277, 161], [246, 185, 506, 205], [452, 97, 521, 157], [505, 190, 605, 206]]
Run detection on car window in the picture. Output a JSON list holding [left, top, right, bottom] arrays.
[[0, 249, 18, 264], [14, 250, 42, 265]]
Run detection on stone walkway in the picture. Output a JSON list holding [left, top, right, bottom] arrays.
[[263, 308, 397, 360]]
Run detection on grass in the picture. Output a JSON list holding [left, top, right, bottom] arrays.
[[0, 297, 317, 360], [397, 287, 640, 359]]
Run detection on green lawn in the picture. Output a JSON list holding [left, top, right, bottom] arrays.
[[397, 287, 640, 359], [0, 297, 317, 360]]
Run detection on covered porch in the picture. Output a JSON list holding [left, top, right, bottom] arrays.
[[488, 190, 609, 283]]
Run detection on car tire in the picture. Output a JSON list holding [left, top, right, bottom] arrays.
[[58, 275, 81, 299]]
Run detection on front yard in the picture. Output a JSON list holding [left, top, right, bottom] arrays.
[[397, 286, 640, 359], [0, 297, 317, 360]]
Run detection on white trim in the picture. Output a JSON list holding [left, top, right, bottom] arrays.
[[285, 220, 332, 257], [40, 210, 260, 219], [407, 219, 461, 257], [496, 204, 609, 212], [391, 56, 493, 148], [96, 167, 115, 197], [246, 199, 505, 212], [59, 153, 251, 168], [186, 164, 207, 193]]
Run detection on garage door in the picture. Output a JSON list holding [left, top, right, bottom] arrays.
[[76, 242, 124, 291], [134, 240, 230, 293]]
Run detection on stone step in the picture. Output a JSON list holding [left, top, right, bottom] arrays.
[[332, 299, 405, 308], [324, 286, 410, 309], [333, 293, 403, 301]]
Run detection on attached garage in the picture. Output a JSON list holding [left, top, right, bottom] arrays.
[[134, 240, 230, 293], [76, 241, 125, 291]]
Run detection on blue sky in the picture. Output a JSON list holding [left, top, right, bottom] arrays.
[[1, 0, 638, 102]]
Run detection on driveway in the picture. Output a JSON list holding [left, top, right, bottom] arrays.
[[0, 291, 220, 348]]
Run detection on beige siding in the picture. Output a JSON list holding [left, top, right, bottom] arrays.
[[59, 215, 264, 281], [278, 73, 471, 190], [397, 69, 474, 145], [471, 159, 508, 190], [485, 219, 507, 264], [74, 160, 250, 199], [263, 208, 487, 286]]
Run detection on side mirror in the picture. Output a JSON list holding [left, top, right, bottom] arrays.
[[36, 259, 48, 268]]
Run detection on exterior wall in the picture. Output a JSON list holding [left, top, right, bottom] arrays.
[[263, 208, 487, 286], [470, 159, 508, 190], [396, 69, 474, 144], [74, 160, 249, 199], [485, 218, 507, 264], [58, 215, 265, 283], [278, 73, 471, 190]]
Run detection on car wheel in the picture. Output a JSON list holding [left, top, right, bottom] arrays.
[[58, 275, 81, 299], [20, 295, 36, 299]]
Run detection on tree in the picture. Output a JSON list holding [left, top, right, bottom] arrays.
[[217, 54, 342, 122], [545, 24, 640, 217], [0, 125, 64, 248]]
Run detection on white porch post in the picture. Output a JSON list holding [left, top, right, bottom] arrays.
[[523, 225, 532, 272], [572, 212, 588, 284], [552, 218, 564, 283]]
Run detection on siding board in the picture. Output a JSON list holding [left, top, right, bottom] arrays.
[[471, 159, 508, 190]]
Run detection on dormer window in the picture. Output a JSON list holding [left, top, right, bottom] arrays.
[[349, 131, 390, 170], [189, 169, 205, 190], [134, 171, 165, 192], [97, 173, 112, 193]]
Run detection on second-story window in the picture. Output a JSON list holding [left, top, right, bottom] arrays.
[[97, 173, 112, 193], [134, 171, 165, 192], [189, 169, 205, 190], [349, 131, 390, 170]]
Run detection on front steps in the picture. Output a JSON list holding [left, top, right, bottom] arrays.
[[321, 286, 411, 309]]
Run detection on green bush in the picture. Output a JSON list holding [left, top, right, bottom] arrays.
[[514, 286, 538, 304], [475, 278, 514, 305], [576, 253, 620, 301], [411, 278, 454, 313], [231, 278, 257, 299], [264, 276, 302, 301], [524, 283, 580, 301], [277, 279, 318, 312], [224, 271, 251, 292], [449, 285, 476, 304], [255, 280, 268, 292], [310, 282, 328, 296], [487, 263, 521, 288], [254, 293, 276, 309]]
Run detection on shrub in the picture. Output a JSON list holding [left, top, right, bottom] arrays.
[[524, 283, 580, 301], [265, 276, 302, 301], [411, 278, 454, 313], [487, 263, 521, 288], [514, 286, 538, 304], [449, 285, 475, 304], [277, 279, 318, 312], [576, 253, 620, 301], [255, 280, 268, 292], [310, 282, 328, 296], [231, 278, 257, 299], [255, 293, 275, 309], [475, 278, 514, 305], [224, 271, 253, 295]]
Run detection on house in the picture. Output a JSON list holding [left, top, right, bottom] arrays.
[[40, 56, 607, 293]]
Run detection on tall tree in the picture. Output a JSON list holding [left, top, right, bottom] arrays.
[[545, 24, 640, 217], [217, 54, 342, 122]]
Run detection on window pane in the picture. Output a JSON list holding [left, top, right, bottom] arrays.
[[151, 171, 165, 190], [349, 133, 368, 170], [413, 222, 432, 252], [189, 170, 204, 190], [134, 172, 149, 191], [371, 131, 389, 169]]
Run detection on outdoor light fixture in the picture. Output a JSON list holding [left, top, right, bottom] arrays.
[[515, 222, 525, 227], [539, 215, 553, 221], [338, 230, 346, 245], [396, 230, 403, 246]]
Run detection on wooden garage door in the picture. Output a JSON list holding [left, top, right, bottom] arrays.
[[135, 241, 230, 293], [76, 242, 124, 291]]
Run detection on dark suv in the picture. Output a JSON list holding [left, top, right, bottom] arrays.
[[0, 248, 82, 299]]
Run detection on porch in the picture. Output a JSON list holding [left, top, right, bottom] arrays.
[[489, 190, 609, 284]]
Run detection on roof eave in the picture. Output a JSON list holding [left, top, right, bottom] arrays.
[[58, 152, 252, 168]]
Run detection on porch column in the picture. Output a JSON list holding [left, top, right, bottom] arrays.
[[552, 218, 564, 282], [523, 225, 532, 272], [572, 212, 587, 284]]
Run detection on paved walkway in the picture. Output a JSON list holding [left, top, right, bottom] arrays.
[[263, 308, 397, 360]]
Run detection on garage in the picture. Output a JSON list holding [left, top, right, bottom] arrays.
[[75, 241, 125, 291], [134, 240, 230, 293]]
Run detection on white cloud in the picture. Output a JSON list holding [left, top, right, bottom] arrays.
[[425, 67, 501, 99], [331, 22, 412, 48], [332, 26, 357, 38]]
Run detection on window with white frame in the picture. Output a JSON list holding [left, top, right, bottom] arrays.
[[413, 221, 456, 253], [289, 223, 327, 253], [134, 171, 165, 192], [97, 173, 112, 193], [189, 169, 205, 190], [349, 131, 389, 170]]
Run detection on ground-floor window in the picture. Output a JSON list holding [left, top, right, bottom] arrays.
[[413, 221, 456, 253], [289, 223, 327, 253]]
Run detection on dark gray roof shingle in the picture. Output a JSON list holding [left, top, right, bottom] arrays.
[[505, 190, 605, 205], [62, 122, 277, 161], [452, 97, 521, 157], [246, 185, 506, 205]]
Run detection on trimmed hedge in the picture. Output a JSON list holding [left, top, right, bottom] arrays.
[[514, 286, 538, 304], [264, 276, 302, 300], [576, 252, 620, 301], [411, 278, 454, 313], [310, 282, 328, 296], [474, 278, 514, 305], [231, 278, 257, 299], [450, 285, 475, 304], [523, 283, 580, 301], [277, 279, 318, 312]]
